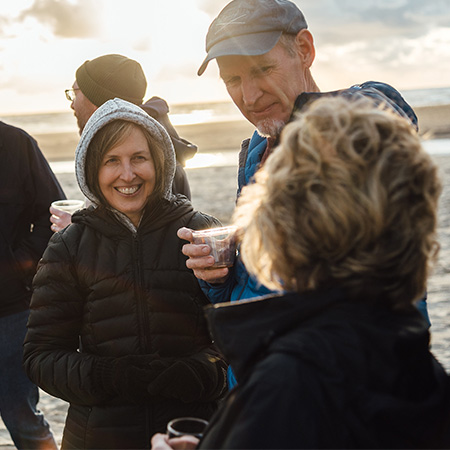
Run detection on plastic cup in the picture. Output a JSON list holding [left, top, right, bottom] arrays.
[[167, 417, 209, 439], [192, 226, 237, 268], [51, 199, 85, 215]]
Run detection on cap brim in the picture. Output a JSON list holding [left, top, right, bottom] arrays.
[[197, 30, 282, 76]]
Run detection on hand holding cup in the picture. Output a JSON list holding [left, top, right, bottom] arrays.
[[177, 226, 237, 284], [151, 433, 198, 450], [191, 226, 237, 269], [50, 199, 84, 232]]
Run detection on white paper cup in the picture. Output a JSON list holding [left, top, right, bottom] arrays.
[[192, 226, 237, 268], [167, 417, 208, 439], [51, 199, 85, 215]]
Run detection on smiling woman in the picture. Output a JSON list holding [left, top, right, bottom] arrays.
[[22, 98, 227, 449], [87, 121, 159, 227]]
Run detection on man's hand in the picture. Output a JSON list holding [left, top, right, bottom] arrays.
[[177, 227, 229, 284], [50, 205, 72, 232], [151, 433, 199, 450]]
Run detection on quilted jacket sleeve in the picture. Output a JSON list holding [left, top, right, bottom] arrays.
[[23, 229, 111, 406]]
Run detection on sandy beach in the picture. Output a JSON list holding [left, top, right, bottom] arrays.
[[1, 106, 449, 448]]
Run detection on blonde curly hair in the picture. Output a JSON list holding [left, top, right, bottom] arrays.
[[233, 96, 441, 308]]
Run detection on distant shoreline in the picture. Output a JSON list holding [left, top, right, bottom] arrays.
[[414, 104, 450, 139], [33, 104, 450, 163]]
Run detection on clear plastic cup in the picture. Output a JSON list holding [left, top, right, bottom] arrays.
[[192, 226, 237, 268], [51, 199, 85, 215], [167, 417, 209, 439]]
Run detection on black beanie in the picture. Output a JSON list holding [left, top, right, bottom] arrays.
[[76, 54, 147, 107]]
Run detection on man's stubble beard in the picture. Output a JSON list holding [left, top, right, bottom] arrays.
[[255, 118, 286, 139], [77, 116, 88, 136]]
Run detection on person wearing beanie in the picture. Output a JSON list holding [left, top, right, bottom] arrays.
[[51, 54, 196, 231], [76, 54, 147, 108], [69, 54, 147, 134]]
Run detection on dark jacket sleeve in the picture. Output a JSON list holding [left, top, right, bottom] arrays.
[[0, 123, 65, 287], [23, 230, 111, 406], [14, 131, 66, 274]]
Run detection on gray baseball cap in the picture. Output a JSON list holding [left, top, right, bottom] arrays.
[[198, 0, 307, 76]]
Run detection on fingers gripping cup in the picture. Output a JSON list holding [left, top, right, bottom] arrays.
[[167, 417, 209, 439], [192, 226, 237, 268], [51, 199, 85, 215]]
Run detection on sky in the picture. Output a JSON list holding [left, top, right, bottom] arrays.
[[0, 0, 449, 115]]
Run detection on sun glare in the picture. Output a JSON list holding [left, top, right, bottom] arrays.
[[185, 152, 237, 169], [0, 0, 224, 114]]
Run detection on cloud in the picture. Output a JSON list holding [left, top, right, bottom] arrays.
[[345, 0, 450, 34], [196, 0, 228, 18], [131, 37, 152, 53], [300, 0, 450, 44], [0, 17, 9, 38], [0, 0, 448, 115], [18, 0, 103, 38]]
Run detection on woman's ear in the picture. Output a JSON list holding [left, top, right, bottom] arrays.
[[295, 29, 316, 68]]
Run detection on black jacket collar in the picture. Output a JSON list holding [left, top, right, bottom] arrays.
[[205, 288, 346, 378]]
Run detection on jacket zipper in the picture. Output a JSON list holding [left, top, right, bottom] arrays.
[[132, 233, 150, 352], [132, 233, 152, 441]]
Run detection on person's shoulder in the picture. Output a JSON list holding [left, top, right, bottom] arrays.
[[352, 81, 403, 98], [348, 81, 418, 129], [171, 197, 221, 229], [47, 212, 105, 262], [71, 205, 119, 236], [0, 121, 38, 146], [262, 313, 363, 376], [237, 350, 317, 409], [52, 220, 86, 244], [58, 206, 104, 238], [188, 210, 221, 230]]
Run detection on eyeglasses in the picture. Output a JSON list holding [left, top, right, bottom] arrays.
[[65, 88, 80, 102]]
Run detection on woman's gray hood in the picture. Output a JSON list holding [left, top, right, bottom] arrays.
[[75, 97, 176, 206]]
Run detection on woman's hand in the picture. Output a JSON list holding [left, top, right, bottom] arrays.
[[151, 433, 199, 450], [177, 227, 229, 284], [50, 205, 72, 232]]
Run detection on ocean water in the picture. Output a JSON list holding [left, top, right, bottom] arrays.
[[0, 100, 244, 135], [401, 86, 450, 107]]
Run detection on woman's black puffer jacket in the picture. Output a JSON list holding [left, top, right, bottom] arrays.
[[23, 197, 227, 449]]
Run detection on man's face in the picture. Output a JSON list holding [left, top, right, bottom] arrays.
[[217, 40, 307, 138], [70, 81, 98, 135]]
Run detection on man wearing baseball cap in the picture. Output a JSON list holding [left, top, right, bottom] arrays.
[[178, 0, 427, 381], [51, 54, 196, 231]]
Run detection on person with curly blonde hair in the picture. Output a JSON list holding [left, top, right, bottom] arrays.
[[235, 96, 440, 309], [153, 96, 450, 449]]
